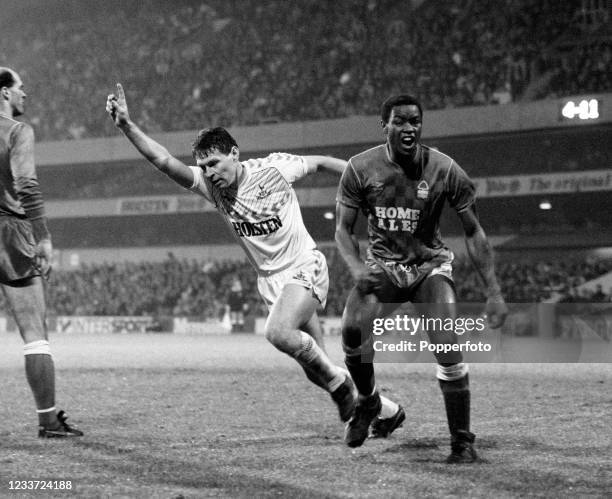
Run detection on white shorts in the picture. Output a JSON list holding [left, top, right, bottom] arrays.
[[257, 249, 329, 310]]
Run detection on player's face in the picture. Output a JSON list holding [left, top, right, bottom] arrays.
[[6, 72, 26, 117], [383, 104, 422, 158], [195, 146, 241, 188]]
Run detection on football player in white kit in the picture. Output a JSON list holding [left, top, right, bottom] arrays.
[[106, 83, 404, 434]]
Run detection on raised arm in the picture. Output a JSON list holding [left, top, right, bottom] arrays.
[[106, 83, 194, 189], [458, 206, 508, 328], [304, 155, 347, 175]]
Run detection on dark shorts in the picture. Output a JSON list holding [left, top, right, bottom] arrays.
[[0, 217, 39, 284], [365, 255, 454, 303], [228, 291, 244, 312]]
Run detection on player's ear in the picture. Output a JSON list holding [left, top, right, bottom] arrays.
[[231, 146, 240, 160], [0, 87, 9, 100], [381, 119, 389, 136]]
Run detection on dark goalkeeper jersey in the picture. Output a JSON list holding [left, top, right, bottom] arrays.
[[337, 143, 476, 266]]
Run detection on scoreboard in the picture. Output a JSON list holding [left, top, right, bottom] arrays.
[[560, 97, 601, 121]]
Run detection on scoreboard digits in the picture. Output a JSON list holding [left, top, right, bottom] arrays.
[[560, 98, 600, 121]]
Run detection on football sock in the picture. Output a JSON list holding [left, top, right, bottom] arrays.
[[438, 370, 470, 435], [344, 341, 376, 397], [357, 386, 377, 401], [24, 341, 58, 427], [300, 365, 328, 390], [345, 361, 375, 397], [293, 332, 344, 392], [379, 395, 399, 418]]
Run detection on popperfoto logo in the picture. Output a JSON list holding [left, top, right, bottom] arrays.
[[371, 313, 493, 360], [362, 303, 612, 364]]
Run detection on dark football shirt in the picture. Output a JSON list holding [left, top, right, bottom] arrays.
[[337, 143, 475, 267], [0, 115, 39, 218]]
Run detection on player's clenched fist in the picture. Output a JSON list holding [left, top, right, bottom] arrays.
[[34, 238, 53, 280], [485, 294, 508, 329], [106, 83, 130, 127]]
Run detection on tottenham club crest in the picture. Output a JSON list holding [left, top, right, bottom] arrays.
[[417, 180, 429, 200], [256, 183, 272, 199]]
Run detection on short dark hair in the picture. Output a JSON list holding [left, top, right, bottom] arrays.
[[192, 127, 238, 157], [381, 94, 423, 123], [0, 67, 17, 91]]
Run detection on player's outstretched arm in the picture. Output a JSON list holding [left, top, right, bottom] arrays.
[[459, 206, 508, 328], [304, 156, 347, 175], [106, 83, 193, 189]]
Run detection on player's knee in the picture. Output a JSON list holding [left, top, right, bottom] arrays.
[[343, 335, 374, 364], [12, 305, 46, 338], [264, 322, 283, 347], [264, 322, 297, 354], [341, 322, 365, 349], [19, 326, 47, 345]]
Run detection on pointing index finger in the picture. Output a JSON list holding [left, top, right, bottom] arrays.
[[116, 83, 125, 101]]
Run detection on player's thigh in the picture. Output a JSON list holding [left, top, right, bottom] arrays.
[[1, 276, 47, 342], [266, 283, 319, 334], [414, 274, 459, 345], [0, 217, 40, 283], [411, 275, 465, 364], [413, 274, 456, 304]]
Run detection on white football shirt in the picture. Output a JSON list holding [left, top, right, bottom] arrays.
[[190, 153, 317, 275]]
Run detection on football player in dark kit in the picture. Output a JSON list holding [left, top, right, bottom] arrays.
[[335, 94, 507, 462], [0, 67, 82, 437]]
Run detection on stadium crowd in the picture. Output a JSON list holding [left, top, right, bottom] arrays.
[[1, 0, 608, 142], [1, 251, 609, 319]]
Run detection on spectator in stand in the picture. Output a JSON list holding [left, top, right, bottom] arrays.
[[227, 274, 246, 332], [0, 0, 604, 142], [9, 253, 608, 320]]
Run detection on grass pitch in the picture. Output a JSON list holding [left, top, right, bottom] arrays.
[[1, 332, 611, 498]]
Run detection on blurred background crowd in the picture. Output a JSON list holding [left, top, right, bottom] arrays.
[[2, 0, 609, 141], [0, 251, 608, 319]]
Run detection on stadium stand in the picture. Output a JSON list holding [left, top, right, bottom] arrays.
[[1, 251, 609, 319], [1, 0, 609, 141]]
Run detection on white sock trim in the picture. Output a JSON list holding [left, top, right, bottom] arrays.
[[358, 385, 378, 400], [327, 372, 345, 393], [436, 362, 469, 381], [24, 340, 51, 356], [379, 395, 399, 419], [36, 406, 56, 414]]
